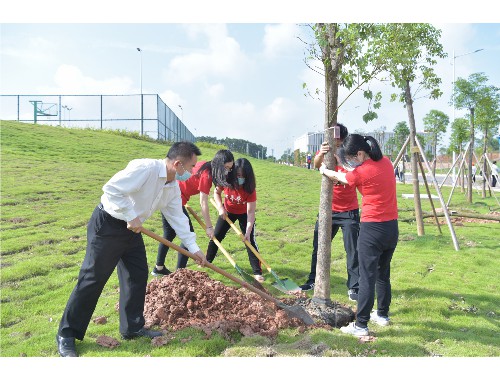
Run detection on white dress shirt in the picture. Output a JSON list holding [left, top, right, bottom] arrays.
[[100, 158, 200, 253]]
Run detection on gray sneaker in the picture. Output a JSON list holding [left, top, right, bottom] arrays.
[[348, 289, 358, 301], [370, 310, 390, 326]]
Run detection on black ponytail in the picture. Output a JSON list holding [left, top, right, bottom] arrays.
[[340, 134, 383, 163], [363, 136, 383, 161]]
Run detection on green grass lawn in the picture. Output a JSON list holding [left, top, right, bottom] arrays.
[[1, 121, 499, 358]]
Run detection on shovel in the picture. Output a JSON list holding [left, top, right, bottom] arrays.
[[184, 204, 265, 291], [210, 198, 301, 293], [140, 227, 315, 326]]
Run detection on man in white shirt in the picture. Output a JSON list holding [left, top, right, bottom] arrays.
[[56, 141, 207, 357]]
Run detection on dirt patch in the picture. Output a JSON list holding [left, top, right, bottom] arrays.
[[143, 269, 354, 339], [96, 335, 120, 349]]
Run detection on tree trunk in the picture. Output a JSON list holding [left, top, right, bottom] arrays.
[[313, 24, 339, 304], [482, 128, 487, 198], [467, 108, 475, 203], [405, 80, 425, 235]]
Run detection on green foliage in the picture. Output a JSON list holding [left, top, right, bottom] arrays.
[[423, 109, 450, 158], [452, 72, 492, 112], [196, 136, 267, 159], [374, 23, 447, 103], [447, 117, 470, 154], [1, 121, 499, 358]]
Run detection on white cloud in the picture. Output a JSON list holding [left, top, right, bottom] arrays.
[[206, 83, 225, 98], [262, 23, 302, 59], [164, 24, 250, 85], [40, 64, 134, 95], [1, 36, 58, 64]]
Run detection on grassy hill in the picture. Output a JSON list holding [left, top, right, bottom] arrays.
[[1, 120, 499, 358]]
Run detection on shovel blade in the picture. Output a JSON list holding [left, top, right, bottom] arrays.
[[235, 265, 267, 292], [271, 277, 301, 293], [279, 302, 315, 325]]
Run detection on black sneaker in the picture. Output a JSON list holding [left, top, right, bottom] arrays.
[[121, 328, 163, 340], [299, 281, 315, 291], [151, 267, 172, 276], [348, 289, 358, 301]]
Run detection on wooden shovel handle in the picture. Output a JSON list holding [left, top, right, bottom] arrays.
[[184, 204, 237, 267], [140, 227, 278, 305], [209, 198, 271, 271]]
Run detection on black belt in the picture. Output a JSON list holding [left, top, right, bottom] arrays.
[[97, 203, 126, 224]]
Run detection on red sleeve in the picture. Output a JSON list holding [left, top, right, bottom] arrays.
[[345, 170, 359, 187], [198, 170, 212, 194], [247, 190, 257, 202]]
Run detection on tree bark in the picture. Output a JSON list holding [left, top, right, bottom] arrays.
[[405, 80, 425, 235], [313, 24, 340, 303], [482, 128, 487, 198], [467, 108, 475, 203]]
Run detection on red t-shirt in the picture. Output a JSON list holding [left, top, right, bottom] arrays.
[[345, 156, 398, 222], [315, 151, 358, 212], [223, 187, 257, 214], [332, 165, 359, 212], [178, 161, 213, 206]]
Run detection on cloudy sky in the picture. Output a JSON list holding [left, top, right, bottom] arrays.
[[1, 1, 499, 158]]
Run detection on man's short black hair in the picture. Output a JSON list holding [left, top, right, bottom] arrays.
[[166, 141, 202, 160]]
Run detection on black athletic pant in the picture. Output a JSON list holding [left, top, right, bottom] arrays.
[[155, 206, 193, 270], [307, 209, 360, 291], [58, 204, 148, 340], [355, 219, 399, 328], [206, 212, 262, 275]]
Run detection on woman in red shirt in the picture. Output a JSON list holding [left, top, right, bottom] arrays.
[[152, 149, 235, 275], [208, 158, 264, 282], [320, 134, 398, 337]]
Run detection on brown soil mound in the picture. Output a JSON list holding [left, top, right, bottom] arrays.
[[143, 269, 354, 339]]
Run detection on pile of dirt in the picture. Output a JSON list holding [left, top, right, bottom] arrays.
[[143, 269, 354, 338]]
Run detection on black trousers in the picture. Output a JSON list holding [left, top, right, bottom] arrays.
[[355, 219, 399, 328], [206, 212, 262, 275], [155, 206, 193, 269], [58, 205, 149, 340], [307, 209, 360, 290]]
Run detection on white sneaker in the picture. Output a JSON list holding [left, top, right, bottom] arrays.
[[339, 322, 369, 336], [370, 310, 390, 326], [254, 275, 265, 283]]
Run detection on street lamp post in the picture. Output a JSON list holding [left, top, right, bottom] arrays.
[[137, 47, 143, 135], [452, 48, 484, 122], [178, 105, 183, 123], [62, 105, 72, 125], [451, 48, 483, 183], [137, 48, 142, 95]]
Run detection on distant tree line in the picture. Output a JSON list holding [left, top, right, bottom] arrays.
[[195, 136, 268, 159]]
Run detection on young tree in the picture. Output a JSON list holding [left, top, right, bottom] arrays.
[[474, 84, 500, 196], [423, 109, 450, 174], [452, 72, 498, 202], [374, 23, 447, 235], [447, 117, 469, 155], [303, 23, 385, 302]]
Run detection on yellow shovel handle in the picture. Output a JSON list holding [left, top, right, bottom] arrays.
[[185, 204, 237, 267], [209, 197, 271, 271]]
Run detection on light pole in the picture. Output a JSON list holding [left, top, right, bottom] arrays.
[[178, 105, 183, 123], [452, 48, 484, 122], [136, 48, 142, 95], [62, 105, 72, 125], [451, 48, 483, 187]]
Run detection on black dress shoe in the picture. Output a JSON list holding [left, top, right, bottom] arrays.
[[56, 334, 78, 357], [121, 328, 163, 340]]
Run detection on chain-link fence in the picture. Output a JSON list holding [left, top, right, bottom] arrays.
[[0, 94, 194, 142]]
